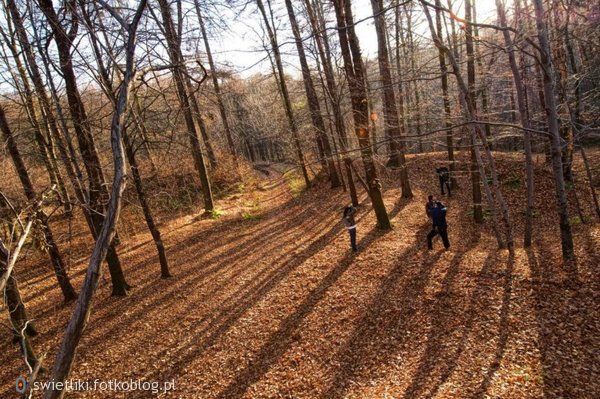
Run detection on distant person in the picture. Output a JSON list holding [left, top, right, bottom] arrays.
[[427, 201, 450, 250], [342, 206, 358, 252], [425, 195, 435, 219], [436, 166, 451, 196]]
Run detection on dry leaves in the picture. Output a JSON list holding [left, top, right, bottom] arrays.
[[1, 152, 598, 398]]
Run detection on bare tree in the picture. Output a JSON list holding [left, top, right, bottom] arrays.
[[370, 0, 412, 198], [332, 0, 391, 229], [43, 2, 147, 397], [284, 0, 341, 188]]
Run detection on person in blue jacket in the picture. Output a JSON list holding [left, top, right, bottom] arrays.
[[427, 201, 450, 250]]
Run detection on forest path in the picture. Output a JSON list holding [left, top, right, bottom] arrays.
[[1, 154, 598, 398]]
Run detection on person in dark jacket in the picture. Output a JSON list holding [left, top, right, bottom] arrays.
[[436, 166, 451, 196], [342, 206, 358, 252], [427, 201, 450, 250]]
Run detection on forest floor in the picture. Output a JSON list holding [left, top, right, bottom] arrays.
[[1, 151, 599, 398]]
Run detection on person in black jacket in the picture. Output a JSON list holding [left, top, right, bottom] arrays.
[[342, 206, 358, 252], [436, 166, 451, 196], [427, 202, 450, 250]]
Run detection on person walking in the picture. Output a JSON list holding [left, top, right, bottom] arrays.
[[342, 206, 358, 252], [427, 201, 450, 250]]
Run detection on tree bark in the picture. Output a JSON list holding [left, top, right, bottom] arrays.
[[194, 1, 237, 159], [434, 0, 458, 189], [496, 0, 535, 247]]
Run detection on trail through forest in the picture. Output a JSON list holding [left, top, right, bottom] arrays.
[[1, 153, 599, 398]]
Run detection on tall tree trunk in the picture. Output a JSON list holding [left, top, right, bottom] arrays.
[[532, 0, 575, 260], [156, 0, 214, 211], [38, 0, 130, 296], [497, 0, 535, 247], [0, 105, 78, 302], [332, 0, 391, 229], [370, 0, 412, 197], [464, 0, 484, 224], [284, 0, 341, 188], [42, 3, 146, 397], [1, 239, 39, 370], [255, 0, 310, 188], [434, 0, 458, 189], [3, 0, 72, 214], [194, 0, 237, 159], [305, 0, 358, 205]]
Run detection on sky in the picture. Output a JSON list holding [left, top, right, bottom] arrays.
[[205, 0, 499, 78]]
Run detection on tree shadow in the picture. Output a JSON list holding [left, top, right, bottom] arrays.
[[214, 224, 390, 399], [525, 247, 598, 398]]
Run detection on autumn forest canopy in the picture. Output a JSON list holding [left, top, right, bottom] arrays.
[[0, 0, 599, 398]]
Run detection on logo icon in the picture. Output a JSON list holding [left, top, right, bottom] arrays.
[[16, 377, 27, 394]]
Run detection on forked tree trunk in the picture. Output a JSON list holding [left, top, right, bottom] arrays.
[[156, 0, 214, 211], [38, 0, 130, 296], [42, 3, 146, 397]]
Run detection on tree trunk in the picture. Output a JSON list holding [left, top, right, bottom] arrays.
[[157, 0, 214, 212], [0, 104, 78, 302], [284, 0, 341, 188], [371, 0, 412, 198], [305, 0, 358, 204], [194, 1, 237, 159], [497, 0, 535, 247], [464, 0, 484, 224], [532, 0, 575, 260], [38, 0, 130, 295], [333, 0, 391, 229], [255, 0, 310, 188], [42, 3, 145, 397], [434, 0, 458, 189], [123, 128, 172, 278]]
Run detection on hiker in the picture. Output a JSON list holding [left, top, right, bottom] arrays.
[[342, 206, 358, 252], [427, 201, 450, 250], [436, 166, 451, 196], [425, 195, 435, 219]]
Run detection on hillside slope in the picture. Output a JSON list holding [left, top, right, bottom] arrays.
[[1, 152, 598, 398]]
